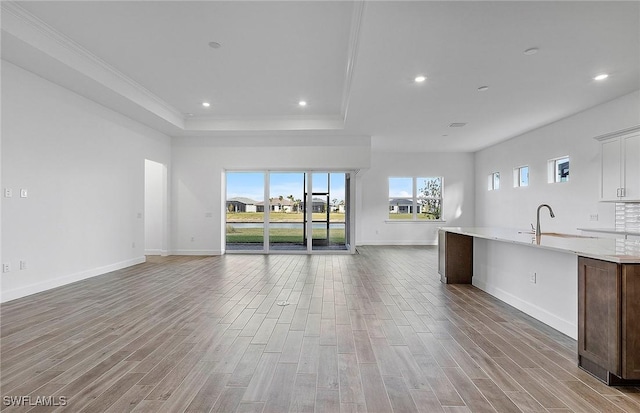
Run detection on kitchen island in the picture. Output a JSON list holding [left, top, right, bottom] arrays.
[[438, 227, 640, 385]]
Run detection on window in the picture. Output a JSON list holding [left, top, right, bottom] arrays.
[[388, 177, 443, 220], [513, 166, 529, 187], [488, 172, 500, 190], [548, 156, 569, 183]]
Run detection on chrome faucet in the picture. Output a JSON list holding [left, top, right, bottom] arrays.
[[536, 204, 555, 235]]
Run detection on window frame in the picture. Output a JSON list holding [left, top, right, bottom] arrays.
[[548, 156, 570, 183], [387, 176, 444, 222], [513, 165, 529, 188], [488, 172, 500, 191]]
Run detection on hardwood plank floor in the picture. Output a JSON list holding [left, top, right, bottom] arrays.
[[2, 246, 640, 412]]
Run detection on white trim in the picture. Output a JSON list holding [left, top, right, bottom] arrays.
[[144, 249, 169, 256], [358, 241, 437, 246], [593, 125, 640, 141], [385, 220, 446, 224], [340, 1, 365, 120], [1, 256, 146, 303], [169, 250, 222, 256], [472, 278, 577, 339]]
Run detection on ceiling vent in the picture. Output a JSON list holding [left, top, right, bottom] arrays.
[[449, 123, 467, 128]]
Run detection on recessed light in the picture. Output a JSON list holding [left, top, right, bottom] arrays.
[[298, 100, 307, 107], [414, 75, 427, 83], [208, 41, 222, 49], [478, 86, 489, 91], [202, 102, 211, 108], [594, 74, 609, 81], [523, 47, 539, 55]]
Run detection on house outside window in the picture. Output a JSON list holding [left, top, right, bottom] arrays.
[[388, 177, 443, 220]]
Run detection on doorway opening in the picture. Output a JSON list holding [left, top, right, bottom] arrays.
[[144, 159, 168, 256]]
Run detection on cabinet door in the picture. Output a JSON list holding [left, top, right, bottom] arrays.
[[601, 139, 622, 201], [622, 133, 640, 200], [622, 264, 640, 379], [578, 257, 621, 376]]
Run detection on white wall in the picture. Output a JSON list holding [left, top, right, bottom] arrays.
[[170, 135, 371, 255], [358, 149, 476, 245], [144, 159, 168, 255], [475, 91, 640, 233], [1, 61, 171, 302], [473, 238, 578, 339]]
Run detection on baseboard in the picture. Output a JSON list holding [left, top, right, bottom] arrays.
[[145, 249, 169, 256], [472, 278, 577, 340], [357, 240, 437, 246], [169, 249, 222, 256], [1, 256, 146, 303]]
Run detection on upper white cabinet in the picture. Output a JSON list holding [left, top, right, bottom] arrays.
[[596, 126, 640, 202]]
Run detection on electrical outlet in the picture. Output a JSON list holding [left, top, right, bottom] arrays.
[[3, 263, 10, 273], [530, 272, 537, 284], [590, 214, 599, 221], [4, 188, 12, 198], [20, 261, 27, 270]]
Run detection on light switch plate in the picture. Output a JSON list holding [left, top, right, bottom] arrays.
[[20, 189, 28, 198]]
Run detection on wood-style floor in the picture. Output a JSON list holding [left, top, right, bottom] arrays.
[[2, 246, 640, 413]]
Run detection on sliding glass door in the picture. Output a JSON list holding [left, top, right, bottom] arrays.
[[226, 171, 351, 253], [269, 172, 306, 251], [225, 172, 265, 251]]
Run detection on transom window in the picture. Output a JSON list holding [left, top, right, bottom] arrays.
[[548, 156, 570, 183], [388, 177, 443, 220], [488, 172, 500, 190], [513, 166, 529, 187]]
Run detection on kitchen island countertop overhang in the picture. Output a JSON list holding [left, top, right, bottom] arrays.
[[439, 226, 640, 264]]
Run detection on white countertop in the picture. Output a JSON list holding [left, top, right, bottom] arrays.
[[440, 227, 640, 264], [577, 227, 640, 236]]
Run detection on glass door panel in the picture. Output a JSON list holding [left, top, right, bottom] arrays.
[[311, 172, 348, 251], [269, 172, 306, 251], [225, 172, 265, 251]]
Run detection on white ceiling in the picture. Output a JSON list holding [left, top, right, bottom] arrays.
[[2, 1, 639, 151]]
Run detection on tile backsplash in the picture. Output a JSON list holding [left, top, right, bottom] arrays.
[[616, 202, 640, 232]]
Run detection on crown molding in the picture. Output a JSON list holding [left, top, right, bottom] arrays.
[[593, 125, 640, 141], [185, 114, 344, 131], [340, 1, 365, 121], [1, 1, 185, 128]]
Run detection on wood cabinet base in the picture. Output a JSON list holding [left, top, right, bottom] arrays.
[[579, 356, 640, 386], [578, 257, 640, 385], [438, 230, 473, 284]]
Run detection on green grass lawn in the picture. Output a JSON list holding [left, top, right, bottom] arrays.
[[226, 227, 345, 244], [227, 211, 345, 223]]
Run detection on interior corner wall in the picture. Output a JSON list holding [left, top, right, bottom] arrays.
[[170, 136, 371, 255], [357, 151, 476, 245], [474, 91, 640, 233], [1, 61, 171, 302]]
